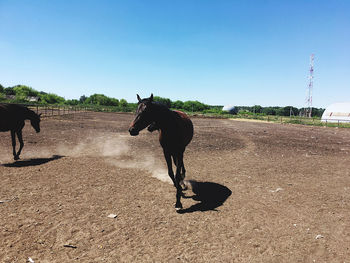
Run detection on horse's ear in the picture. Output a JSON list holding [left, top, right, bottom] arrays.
[[137, 94, 141, 102], [149, 94, 153, 102]]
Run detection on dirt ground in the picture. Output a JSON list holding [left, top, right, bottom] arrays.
[[0, 112, 350, 262]]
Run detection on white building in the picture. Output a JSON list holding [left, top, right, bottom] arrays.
[[321, 102, 350, 123], [222, 105, 238, 114]]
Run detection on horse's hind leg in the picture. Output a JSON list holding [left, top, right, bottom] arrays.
[[172, 156, 186, 190], [174, 153, 184, 210], [179, 162, 188, 190], [10, 131, 18, 160], [15, 130, 24, 160], [163, 150, 176, 187]]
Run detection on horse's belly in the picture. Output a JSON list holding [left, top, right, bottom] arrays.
[[159, 135, 185, 154], [0, 119, 13, 131]]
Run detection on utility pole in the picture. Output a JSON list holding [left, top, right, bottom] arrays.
[[304, 54, 314, 117]]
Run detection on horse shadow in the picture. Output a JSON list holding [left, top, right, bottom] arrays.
[[179, 180, 232, 214], [2, 155, 64, 167]]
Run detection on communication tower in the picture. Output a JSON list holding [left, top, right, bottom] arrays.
[[304, 54, 314, 117]]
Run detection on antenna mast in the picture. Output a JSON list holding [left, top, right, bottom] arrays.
[[304, 54, 314, 117]]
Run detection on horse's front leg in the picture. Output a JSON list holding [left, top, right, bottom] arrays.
[[10, 130, 18, 160], [174, 153, 184, 210], [15, 130, 24, 160], [163, 149, 176, 187]]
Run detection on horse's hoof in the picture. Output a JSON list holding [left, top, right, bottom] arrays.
[[180, 181, 188, 191], [14, 156, 19, 161], [175, 202, 183, 211]]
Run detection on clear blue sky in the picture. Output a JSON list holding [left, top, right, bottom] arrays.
[[0, 0, 349, 107]]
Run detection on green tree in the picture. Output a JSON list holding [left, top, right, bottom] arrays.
[[277, 106, 299, 116], [109, 98, 119, 106], [40, 93, 65, 104], [13, 85, 39, 101], [262, 107, 277, 115], [311, 107, 325, 117], [252, 105, 262, 114], [183, 100, 209, 112], [275, 108, 284, 116], [85, 94, 105, 105], [4, 87, 15, 95], [65, 99, 79, 105], [172, 100, 184, 109], [79, 95, 87, 103], [119, 99, 128, 107], [85, 94, 119, 106]]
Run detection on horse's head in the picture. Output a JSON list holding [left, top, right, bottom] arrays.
[[129, 94, 155, 136], [30, 113, 41, 133]]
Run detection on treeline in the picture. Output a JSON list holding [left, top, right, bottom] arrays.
[[0, 84, 66, 104], [0, 84, 211, 112], [142, 97, 325, 117], [235, 105, 325, 118], [0, 84, 134, 111], [0, 84, 324, 117]]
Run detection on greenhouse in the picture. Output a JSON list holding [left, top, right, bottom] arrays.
[[321, 102, 350, 123], [222, 105, 238, 114]]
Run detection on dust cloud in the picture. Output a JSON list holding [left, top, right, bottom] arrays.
[[67, 134, 172, 183], [0, 133, 172, 184]]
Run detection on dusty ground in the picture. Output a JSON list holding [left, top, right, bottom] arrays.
[[0, 112, 350, 262]]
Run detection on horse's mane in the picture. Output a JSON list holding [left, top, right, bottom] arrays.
[[23, 106, 40, 121], [152, 101, 170, 110]]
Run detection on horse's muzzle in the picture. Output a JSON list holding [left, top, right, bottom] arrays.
[[128, 127, 139, 136]]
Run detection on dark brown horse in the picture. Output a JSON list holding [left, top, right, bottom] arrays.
[[0, 104, 41, 160], [129, 94, 193, 210]]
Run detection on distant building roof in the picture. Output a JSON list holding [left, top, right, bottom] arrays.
[[27, 96, 40, 102], [4, 95, 40, 102], [5, 95, 16, 100]]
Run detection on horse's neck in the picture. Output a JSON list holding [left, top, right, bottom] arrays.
[[153, 106, 175, 132], [24, 109, 36, 121]]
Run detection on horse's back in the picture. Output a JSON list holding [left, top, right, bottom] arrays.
[[0, 104, 26, 131]]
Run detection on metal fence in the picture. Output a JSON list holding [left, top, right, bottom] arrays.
[[27, 105, 88, 117], [229, 114, 350, 128], [321, 119, 350, 127]]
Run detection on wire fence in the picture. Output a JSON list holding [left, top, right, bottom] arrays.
[[27, 105, 89, 117], [229, 114, 350, 128], [320, 119, 350, 128]]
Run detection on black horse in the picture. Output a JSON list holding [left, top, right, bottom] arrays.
[[129, 94, 193, 210], [0, 104, 41, 160]]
